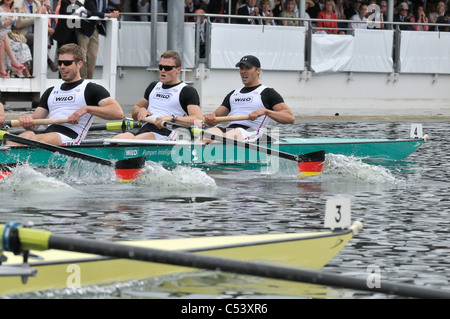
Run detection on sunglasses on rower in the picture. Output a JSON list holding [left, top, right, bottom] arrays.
[[158, 64, 178, 71], [57, 60, 77, 66]]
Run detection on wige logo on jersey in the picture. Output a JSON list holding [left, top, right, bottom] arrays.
[[53, 94, 77, 103], [154, 92, 172, 100], [233, 96, 253, 104]]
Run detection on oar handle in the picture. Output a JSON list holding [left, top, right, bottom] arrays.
[[214, 115, 249, 123], [7, 118, 70, 127]]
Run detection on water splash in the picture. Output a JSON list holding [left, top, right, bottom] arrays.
[[0, 164, 77, 193], [323, 154, 399, 184], [133, 162, 217, 189]]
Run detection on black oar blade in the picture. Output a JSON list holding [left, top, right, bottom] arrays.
[[297, 150, 326, 178], [114, 156, 146, 182]]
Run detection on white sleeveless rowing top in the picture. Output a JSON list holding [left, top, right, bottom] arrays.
[[47, 80, 93, 142], [146, 82, 188, 119], [227, 85, 269, 131]]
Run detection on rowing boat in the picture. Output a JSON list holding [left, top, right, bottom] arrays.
[[0, 119, 425, 172], [0, 208, 362, 296], [0, 135, 424, 169], [2, 203, 448, 299]]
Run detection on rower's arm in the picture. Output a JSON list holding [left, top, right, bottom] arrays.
[[131, 98, 150, 122], [259, 102, 295, 124], [177, 104, 204, 127], [72, 97, 124, 121], [204, 105, 229, 126]]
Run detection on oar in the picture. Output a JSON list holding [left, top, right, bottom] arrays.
[[143, 118, 325, 178], [7, 120, 143, 135], [214, 115, 249, 122], [0, 131, 146, 182], [1, 223, 449, 299], [5, 118, 70, 127]]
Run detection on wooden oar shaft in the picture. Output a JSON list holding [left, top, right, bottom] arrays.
[[214, 115, 249, 122], [2, 223, 448, 299], [6, 118, 69, 127]]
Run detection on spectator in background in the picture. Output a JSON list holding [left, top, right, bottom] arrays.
[[410, 5, 429, 31], [194, 7, 206, 58], [204, 0, 224, 23], [137, 0, 150, 22], [107, 0, 124, 12], [0, 0, 29, 77], [394, 2, 412, 30], [77, 0, 120, 79], [40, 0, 58, 72], [308, 0, 325, 19], [52, 0, 83, 49], [185, 0, 198, 22], [237, 0, 261, 24], [0, 32, 25, 79], [378, 0, 388, 29], [335, 0, 347, 30], [303, 0, 314, 30], [428, 1, 446, 30], [344, 0, 361, 21], [436, 10, 449, 31], [350, 2, 368, 30], [13, 0, 39, 57], [260, 0, 276, 25], [316, 0, 339, 33], [272, 0, 284, 18], [280, 0, 298, 26]]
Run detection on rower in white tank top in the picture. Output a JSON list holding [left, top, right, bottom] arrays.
[[47, 80, 93, 144], [204, 55, 295, 143]]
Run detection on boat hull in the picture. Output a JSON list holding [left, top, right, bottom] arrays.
[[0, 230, 354, 296], [279, 138, 424, 161], [0, 137, 424, 168]]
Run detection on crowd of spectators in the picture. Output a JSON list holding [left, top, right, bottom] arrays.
[[178, 0, 449, 33], [0, 0, 448, 80]]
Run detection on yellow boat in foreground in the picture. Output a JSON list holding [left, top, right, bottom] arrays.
[[0, 222, 361, 297]]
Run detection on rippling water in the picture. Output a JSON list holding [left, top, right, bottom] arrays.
[[1, 119, 449, 299]]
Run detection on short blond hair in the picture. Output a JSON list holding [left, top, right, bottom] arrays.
[[57, 43, 84, 62], [160, 50, 182, 67]]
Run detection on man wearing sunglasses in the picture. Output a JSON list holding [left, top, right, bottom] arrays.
[[12, 43, 123, 146], [394, 2, 412, 30], [203, 55, 294, 142], [113, 50, 202, 141]]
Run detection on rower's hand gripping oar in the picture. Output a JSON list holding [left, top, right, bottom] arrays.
[[143, 117, 325, 178], [0, 131, 146, 182]]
